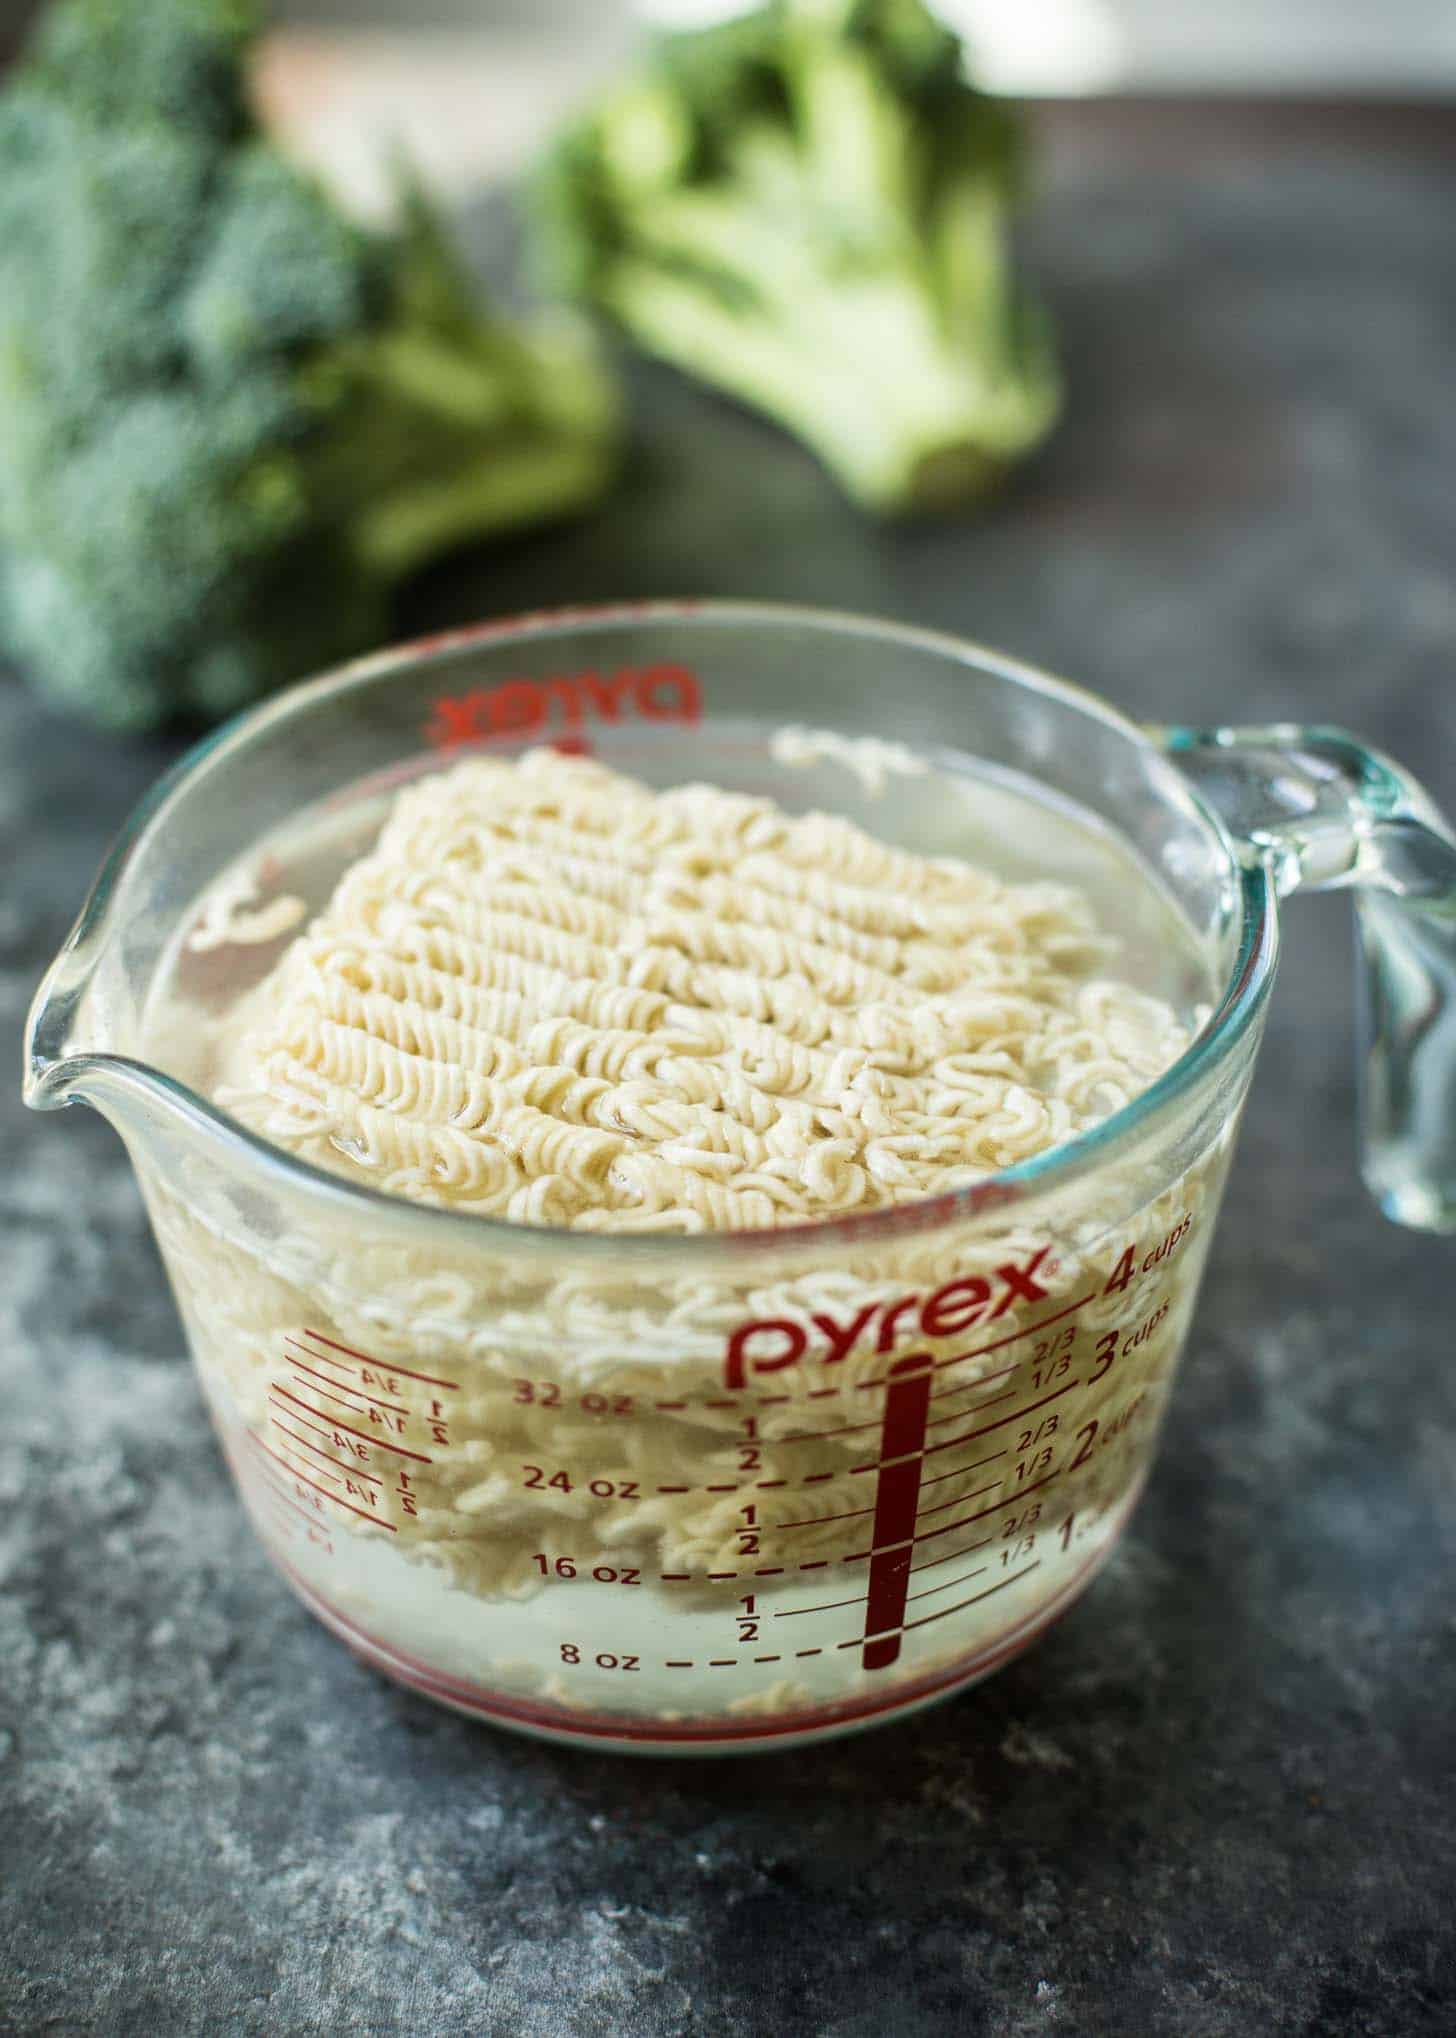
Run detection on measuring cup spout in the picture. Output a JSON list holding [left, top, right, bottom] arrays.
[[23, 911, 166, 1125], [1158, 723, 1456, 1232]]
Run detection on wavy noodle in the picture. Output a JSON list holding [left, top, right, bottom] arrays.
[[217, 750, 1193, 1228]]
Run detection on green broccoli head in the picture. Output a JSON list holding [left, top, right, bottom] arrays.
[[0, 0, 620, 731], [536, 0, 1057, 515]]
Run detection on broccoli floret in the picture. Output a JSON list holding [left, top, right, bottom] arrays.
[[536, 0, 1058, 515], [0, 0, 620, 730]]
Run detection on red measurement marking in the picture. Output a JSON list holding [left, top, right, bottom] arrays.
[[779, 1409, 885, 1445], [289, 1375, 384, 1423], [913, 1479, 1000, 1524], [920, 1449, 1007, 1491], [268, 1422, 343, 1484], [657, 1485, 691, 1495], [277, 1508, 1128, 1749], [899, 1562, 1040, 1637], [754, 1655, 783, 1664], [923, 1365, 1020, 1412], [270, 1420, 372, 1488], [800, 1560, 829, 1571], [271, 1416, 383, 1488], [906, 1560, 991, 1606], [708, 1659, 736, 1668], [777, 1500, 877, 1531], [654, 1401, 687, 1413], [301, 1329, 459, 1390], [252, 1438, 397, 1530], [862, 1355, 933, 1673], [851, 1467, 1066, 1563], [253, 1474, 329, 1534], [795, 1648, 824, 1659], [837, 1563, 1039, 1649], [774, 1590, 867, 1618], [910, 1534, 993, 1577], [268, 1399, 344, 1448], [284, 1346, 409, 1414], [847, 1410, 1009, 1478], [283, 1355, 370, 1411], [919, 1378, 1082, 1460], [665, 1661, 695, 1669], [271, 1385, 433, 1463], [659, 1572, 692, 1582], [921, 1293, 1093, 1390]]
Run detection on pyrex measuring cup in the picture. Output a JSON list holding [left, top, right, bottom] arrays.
[[24, 604, 1456, 1752]]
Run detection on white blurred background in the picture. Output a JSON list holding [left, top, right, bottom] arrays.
[[3, 0, 1455, 214]]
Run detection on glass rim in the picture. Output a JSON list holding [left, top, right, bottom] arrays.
[[36, 599, 1278, 1262]]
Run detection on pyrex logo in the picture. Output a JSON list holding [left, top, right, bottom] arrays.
[[722, 1247, 1055, 1390], [426, 663, 702, 751]]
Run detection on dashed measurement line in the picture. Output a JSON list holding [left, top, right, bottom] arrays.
[[299, 1328, 460, 1390]]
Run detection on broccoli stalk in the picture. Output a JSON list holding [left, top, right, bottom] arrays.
[[0, 0, 620, 731], [537, 0, 1058, 514]]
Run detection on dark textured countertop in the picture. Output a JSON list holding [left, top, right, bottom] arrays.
[[3, 104, 1455, 2036]]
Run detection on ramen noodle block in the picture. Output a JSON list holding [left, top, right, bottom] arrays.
[[214, 748, 1192, 1227]]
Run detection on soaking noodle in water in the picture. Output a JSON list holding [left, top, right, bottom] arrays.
[[142, 743, 1227, 1728]]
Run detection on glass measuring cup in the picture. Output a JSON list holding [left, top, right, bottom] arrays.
[[24, 603, 1456, 1752]]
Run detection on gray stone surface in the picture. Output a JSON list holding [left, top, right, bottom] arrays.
[[2, 104, 1454, 2036]]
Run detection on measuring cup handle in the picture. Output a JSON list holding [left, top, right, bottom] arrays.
[[1155, 722, 1456, 1233]]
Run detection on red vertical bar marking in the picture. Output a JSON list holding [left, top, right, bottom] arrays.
[[862, 1354, 933, 1672]]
